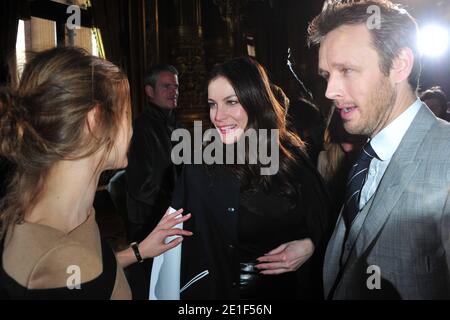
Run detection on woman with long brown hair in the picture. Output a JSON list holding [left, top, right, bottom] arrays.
[[0, 47, 191, 299], [173, 57, 332, 299]]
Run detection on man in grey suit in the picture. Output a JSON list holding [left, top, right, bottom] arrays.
[[308, 0, 450, 299]]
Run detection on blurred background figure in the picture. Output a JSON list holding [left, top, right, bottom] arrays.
[[420, 86, 449, 121], [317, 108, 366, 220], [286, 97, 325, 167], [125, 64, 180, 299], [271, 84, 325, 166], [126, 64, 180, 244]]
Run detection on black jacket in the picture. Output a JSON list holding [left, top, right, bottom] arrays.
[[173, 153, 332, 300], [126, 103, 177, 232]]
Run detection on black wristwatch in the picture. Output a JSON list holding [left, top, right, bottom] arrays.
[[130, 242, 144, 263]]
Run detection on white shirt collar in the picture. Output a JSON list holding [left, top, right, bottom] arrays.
[[370, 99, 422, 161]]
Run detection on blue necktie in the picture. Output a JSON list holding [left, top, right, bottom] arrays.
[[343, 142, 378, 229]]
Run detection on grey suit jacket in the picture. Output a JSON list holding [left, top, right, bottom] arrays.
[[324, 104, 450, 299]]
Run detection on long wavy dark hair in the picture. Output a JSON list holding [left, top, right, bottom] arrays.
[[207, 57, 306, 200]]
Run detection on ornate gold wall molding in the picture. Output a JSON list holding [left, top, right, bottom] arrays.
[[167, 0, 209, 125]]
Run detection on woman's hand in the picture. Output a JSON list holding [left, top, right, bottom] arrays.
[[255, 238, 314, 275], [138, 208, 193, 259]]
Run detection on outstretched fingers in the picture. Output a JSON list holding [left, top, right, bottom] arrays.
[[161, 228, 193, 238], [158, 209, 193, 230], [159, 208, 184, 224]]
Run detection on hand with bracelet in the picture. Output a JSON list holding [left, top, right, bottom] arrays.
[[116, 208, 193, 268]]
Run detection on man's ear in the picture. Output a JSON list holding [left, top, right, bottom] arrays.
[[144, 84, 155, 99], [390, 47, 415, 84], [86, 104, 101, 135]]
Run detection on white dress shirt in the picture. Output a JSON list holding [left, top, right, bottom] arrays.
[[359, 99, 423, 209]]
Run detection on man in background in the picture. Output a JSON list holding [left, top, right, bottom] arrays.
[[420, 86, 449, 121], [125, 65, 179, 299]]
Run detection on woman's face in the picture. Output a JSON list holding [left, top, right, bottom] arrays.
[[208, 76, 248, 145], [340, 142, 355, 153], [106, 103, 132, 170], [339, 134, 366, 154]]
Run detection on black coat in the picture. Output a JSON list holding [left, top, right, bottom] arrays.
[[126, 103, 177, 236], [173, 152, 332, 300]]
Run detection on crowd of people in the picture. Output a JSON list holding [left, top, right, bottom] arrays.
[[1, 0, 450, 300]]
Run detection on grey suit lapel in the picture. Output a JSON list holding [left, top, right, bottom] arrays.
[[353, 161, 420, 258]]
